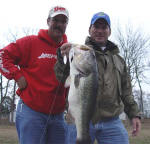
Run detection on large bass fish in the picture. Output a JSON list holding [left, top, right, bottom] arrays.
[[65, 44, 98, 144]]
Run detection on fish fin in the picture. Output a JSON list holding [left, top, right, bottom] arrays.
[[65, 76, 71, 88], [74, 74, 80, 88]]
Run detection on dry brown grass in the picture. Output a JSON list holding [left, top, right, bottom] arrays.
[[0, 119, 150, 144], [128, 118, 150, 144], [0, 125, 18, 144]]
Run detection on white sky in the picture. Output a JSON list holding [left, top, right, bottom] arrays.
[[0, 0, 150, 92], [0, 0, 150, 43]]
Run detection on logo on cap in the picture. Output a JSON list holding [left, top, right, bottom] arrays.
[[91, 12, 110, 27], [48, 6, 69, 19], [54, 7, 66, 12]]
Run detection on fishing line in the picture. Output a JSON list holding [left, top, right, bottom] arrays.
[[39, 56, 69, 144]]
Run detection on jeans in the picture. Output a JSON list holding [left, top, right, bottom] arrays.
[[16, 99, 67, 144], [66, 117, 129, 144]]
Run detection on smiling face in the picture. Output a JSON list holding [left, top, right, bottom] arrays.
[[89, 18, 111, 46], [47, 14, 68, 43]]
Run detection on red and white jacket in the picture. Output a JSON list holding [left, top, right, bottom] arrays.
[[0, 29, 68, 114]]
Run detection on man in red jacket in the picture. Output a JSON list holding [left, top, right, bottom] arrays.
[[0, 6, 69, 144]]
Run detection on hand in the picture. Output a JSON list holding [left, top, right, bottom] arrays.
[[16, 76, 27, 90], [131, 117, 141, 136], [60, 43, 72, 58], [64, 110, 75, 124]]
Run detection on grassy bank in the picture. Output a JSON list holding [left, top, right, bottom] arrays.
[[0, 119, 150, 144]]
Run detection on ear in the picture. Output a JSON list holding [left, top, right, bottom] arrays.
[[47, 18, 50, 26], [108, 28, 111, 36], [89, 26, 92, 36]]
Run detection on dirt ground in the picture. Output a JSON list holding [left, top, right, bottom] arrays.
[[0, 125, 18, 144], [0, 118, 150, 144], [128, 118, 150, 144]]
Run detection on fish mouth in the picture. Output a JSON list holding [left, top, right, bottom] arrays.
[[72, 44, 91, 51], [79, 46, 91, 51]]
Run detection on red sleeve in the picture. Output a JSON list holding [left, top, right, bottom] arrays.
[[0, 36, 32, 81]]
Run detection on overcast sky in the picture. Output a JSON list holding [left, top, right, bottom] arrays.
[[0, 0, 150, 44], [0, 0, 150, 92]]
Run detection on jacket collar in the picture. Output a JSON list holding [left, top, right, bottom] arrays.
[[85, 36, 119, 54]]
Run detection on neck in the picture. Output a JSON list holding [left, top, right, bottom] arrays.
[[48, 30, 63, 44], [52, 37, 63, 44], [95, 40, 107, 47], [90, 37, 107, 47]]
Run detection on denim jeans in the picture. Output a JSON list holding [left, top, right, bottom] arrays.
[[16, 99, 67, 144], [66, 117, 129, 144]]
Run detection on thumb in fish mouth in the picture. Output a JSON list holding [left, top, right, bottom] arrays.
[[76, 137, 91, 144]]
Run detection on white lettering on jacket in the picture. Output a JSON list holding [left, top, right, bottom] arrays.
[[38, 53, 57, 59], [0, 51, 10, 73]]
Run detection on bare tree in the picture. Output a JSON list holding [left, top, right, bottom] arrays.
[[22, 27, 38, 36], [0, 27, 39, 122], [133, 90, 150, 118], [114, 24, 150, 113], [0, 30, 18, 122]]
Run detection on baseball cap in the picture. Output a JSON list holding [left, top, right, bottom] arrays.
[[48, 6, 69, 19], [90, 12, 110, 27]]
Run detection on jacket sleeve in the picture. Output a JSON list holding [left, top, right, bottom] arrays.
[[0, 36, 31, 81], [54, 47, 70, 83], [121, 62, 141, 119]]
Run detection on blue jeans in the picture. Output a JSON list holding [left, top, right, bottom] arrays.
[[16, 99, 67, 144], [66, 117, 129, 144]]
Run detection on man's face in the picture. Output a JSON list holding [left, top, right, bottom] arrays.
[[47, 14, 68, 40], [89, 19, 111, 46]]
